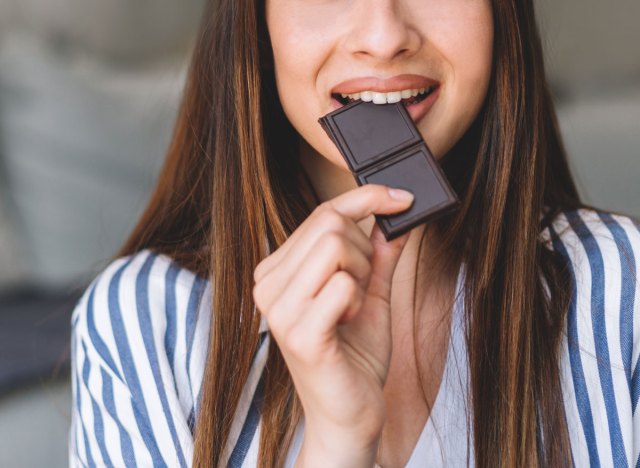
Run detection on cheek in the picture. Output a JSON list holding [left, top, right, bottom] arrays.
[[267, 7, 349, 168], [423, 1, 493, 90], [267, 1, 341, 93], [450, 15, 494, 115], [447, 29, 493, 139], [420, 1, 494, 156], [269, 26, 309, 92]]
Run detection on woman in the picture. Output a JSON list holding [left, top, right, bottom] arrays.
[[69, 0, 640, 466]]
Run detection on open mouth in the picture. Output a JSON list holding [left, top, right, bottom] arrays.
[[331, 85, 438, 107]]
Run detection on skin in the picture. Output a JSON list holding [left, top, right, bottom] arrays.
[[259, 0, 494, 466]]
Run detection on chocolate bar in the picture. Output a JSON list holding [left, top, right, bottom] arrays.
[[318, 100, 459, 241]]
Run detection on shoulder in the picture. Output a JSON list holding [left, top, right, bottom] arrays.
[[541, 207, 640, 285], [541, 207, 639, 369], [542, 213, 640, 465], [71, 248, 211, 361], [69, 249, 215, 466], [70, 248, 212, 419]]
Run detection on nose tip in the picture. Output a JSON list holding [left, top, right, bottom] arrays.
[[346, 1, 420, 62]]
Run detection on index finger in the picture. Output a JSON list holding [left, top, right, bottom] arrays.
[[324, 184, 414, 221], [253, 184, 413, 283]]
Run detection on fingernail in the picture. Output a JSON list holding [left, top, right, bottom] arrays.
[[388, 188, 414, 201]]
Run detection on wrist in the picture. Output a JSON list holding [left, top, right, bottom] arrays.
[[294, 424, 381, 468]]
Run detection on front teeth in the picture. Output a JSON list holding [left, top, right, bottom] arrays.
[[340, 87, 433, 104]]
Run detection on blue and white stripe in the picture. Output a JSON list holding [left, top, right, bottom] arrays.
[[70, 208, 640, 467], [545, 209, 640, 467], [69, 250, 233, 467]]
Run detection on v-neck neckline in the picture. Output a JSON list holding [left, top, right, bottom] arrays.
[[399, 262, 466, 468]]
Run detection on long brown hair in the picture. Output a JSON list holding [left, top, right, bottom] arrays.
[[118, 0, 582, 465]]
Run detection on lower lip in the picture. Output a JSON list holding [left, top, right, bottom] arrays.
[[330, 86, 440, 124]]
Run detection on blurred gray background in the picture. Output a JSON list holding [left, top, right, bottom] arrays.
[[0, 0, 638, 466]]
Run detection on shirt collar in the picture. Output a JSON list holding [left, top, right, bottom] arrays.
[[258, 315, 269, 334]]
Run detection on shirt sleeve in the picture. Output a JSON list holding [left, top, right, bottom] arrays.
[[68, 251, 196, 468], [621, 216, 640, 467], [545, 209, 640, 466], [594, 212, 640, 467]]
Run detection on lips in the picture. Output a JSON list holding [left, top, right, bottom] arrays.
[[331, 73, 439, 95], [329, 73, 441, 124]]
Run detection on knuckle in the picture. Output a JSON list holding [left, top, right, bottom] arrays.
[[253, 257, 272, 283], [269, 296, 288, 317], [331, 213, 350, 232], [317, 208, 347, 232], [264, 297, 288, 331], [320, 231, 346, 254], [333, 271, 358, 295], [252, 281, 267, 310], [253, 264, 263, 283], [315, 201, 333, 216]]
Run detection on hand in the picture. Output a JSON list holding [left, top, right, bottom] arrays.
[[252, 184, 415, 466]]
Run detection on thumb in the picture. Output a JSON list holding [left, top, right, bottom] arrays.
[[365, 222, 411, 302]]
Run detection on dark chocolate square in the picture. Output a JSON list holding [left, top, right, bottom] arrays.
[[359, 148, 456, 239], [319, 100, 421, 172], [318, 100, 459, 240]]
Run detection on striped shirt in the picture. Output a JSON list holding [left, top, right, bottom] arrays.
[[69, 208, 640, 467]]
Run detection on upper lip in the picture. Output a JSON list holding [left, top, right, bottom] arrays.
[[331, 73, 439, 96]]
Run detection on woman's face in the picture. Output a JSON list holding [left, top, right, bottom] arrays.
[[265, 0, 494, 170]]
